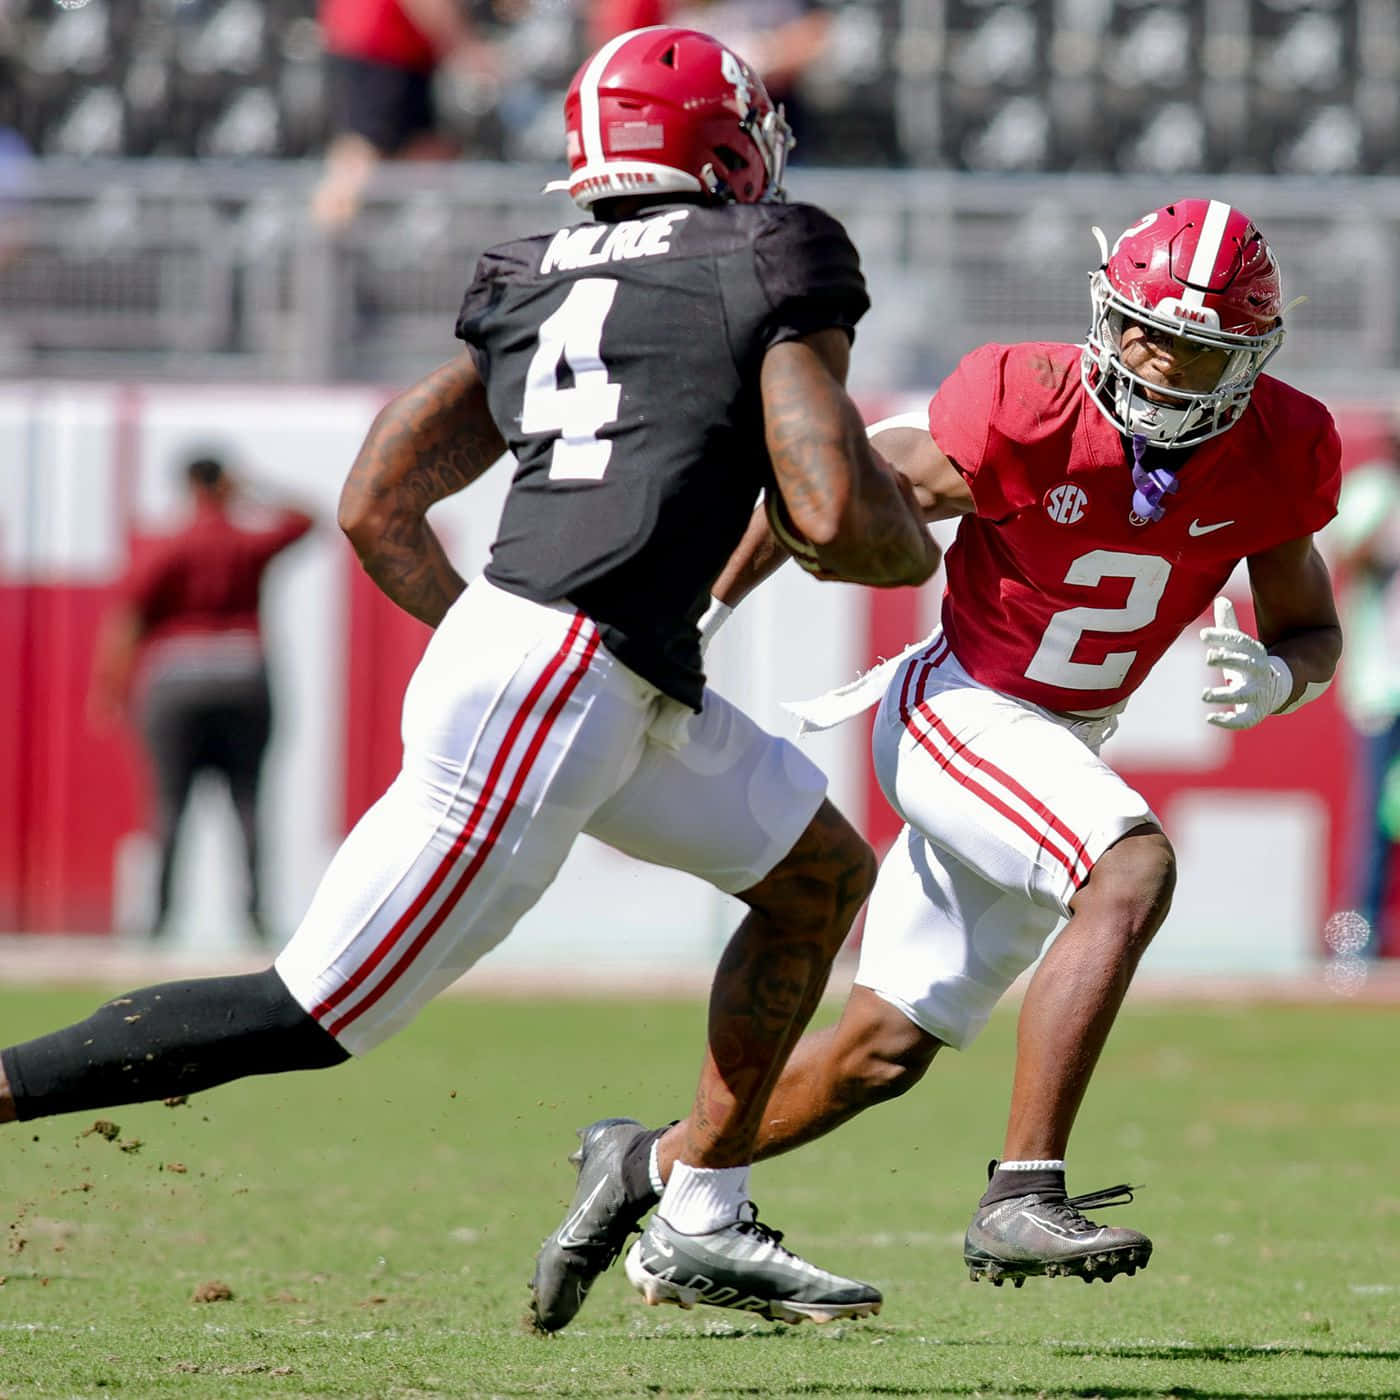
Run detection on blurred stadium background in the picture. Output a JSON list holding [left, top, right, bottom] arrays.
[[2, 0, 1398, 982]]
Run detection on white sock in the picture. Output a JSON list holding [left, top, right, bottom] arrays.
[[999, 1159, 1066, 1172], [657, 1161, 750, 1235]]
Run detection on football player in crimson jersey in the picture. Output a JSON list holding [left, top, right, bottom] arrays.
[[539, 199, 1344, 1311], [0, 27, 937, 1332]]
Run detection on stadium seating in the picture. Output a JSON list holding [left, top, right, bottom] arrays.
[[5, 0, 1390, 172]]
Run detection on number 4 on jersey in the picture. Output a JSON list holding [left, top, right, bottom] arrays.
[[521, 278, 623, 481]]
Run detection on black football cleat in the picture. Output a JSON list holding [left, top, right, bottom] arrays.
[[965, 1179, 1152, 1287], [529, 1117, 651, 1333]]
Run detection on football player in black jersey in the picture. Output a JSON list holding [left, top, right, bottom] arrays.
[[0, 27, 937, 1331]]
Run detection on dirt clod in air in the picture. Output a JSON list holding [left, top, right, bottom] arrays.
[[192, 1280, 235, 1303]]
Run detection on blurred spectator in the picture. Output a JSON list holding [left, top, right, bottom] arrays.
[[590, 1, 831, 151], [1328, 426, 1400, 958], [485, 0, 581, 163], [587, 0, 666, 47], [0, 50, 32, 275], [310, 0, 499, 232], [88, 456, 315, 946]]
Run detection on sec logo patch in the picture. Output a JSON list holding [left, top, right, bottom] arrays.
[[1044, 482, 1088, 525]]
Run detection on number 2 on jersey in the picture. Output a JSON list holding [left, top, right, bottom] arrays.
[[521, 278, 622, 481], [1024, 550, 1170, 690]]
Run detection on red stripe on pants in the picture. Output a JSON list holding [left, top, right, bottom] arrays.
[[312, 615, 591, 1029]]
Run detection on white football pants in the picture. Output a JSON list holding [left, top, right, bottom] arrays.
[[277, 577, 827, 1054], [855, 631, 1158, 1050]]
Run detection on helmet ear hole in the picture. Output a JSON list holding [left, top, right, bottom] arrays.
[[714, 144, 749, 173], [659, 44, 677, 67]]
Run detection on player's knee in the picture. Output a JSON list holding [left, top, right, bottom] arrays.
[[743, 801, 876, 942], [1090, 827, 1177, 948], [841, 830, 879, 918]]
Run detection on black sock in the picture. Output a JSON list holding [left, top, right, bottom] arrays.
[[2, 968, 348, 1122], [620, 1125, 668, 1209], [979, 1161, 1067, 1209]]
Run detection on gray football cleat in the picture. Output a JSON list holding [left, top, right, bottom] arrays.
[[530, 1117, 650, 1333], [964, 1180, 1152, 1286], [624, 1202, 882, 1325]]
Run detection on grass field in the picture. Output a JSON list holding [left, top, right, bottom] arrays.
[[2, 984, 1398, 1399]]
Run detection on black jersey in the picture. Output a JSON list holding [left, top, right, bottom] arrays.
[[454, 200, 868, 710]]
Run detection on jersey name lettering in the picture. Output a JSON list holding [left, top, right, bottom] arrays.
[[540, 210, 692, 275]]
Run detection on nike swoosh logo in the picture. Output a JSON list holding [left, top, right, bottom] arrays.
[[556, 1179, 609, 1249], [645, 1230, 674, 1258], [1188, 518, 1234, 536], [1016, 1208, 1107, 1245]]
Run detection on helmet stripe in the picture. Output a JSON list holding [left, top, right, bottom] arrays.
[[1180, 199, 1232, 305], [577, 26, 666, 169]]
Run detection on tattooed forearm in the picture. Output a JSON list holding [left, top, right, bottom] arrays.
[[339, 352, 507, 626], [357, 522, 466, 629], [761, 336, 940, 588], [761, 337, 849, 535]]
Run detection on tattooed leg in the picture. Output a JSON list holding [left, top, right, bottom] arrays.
[[674, 799, 876, 1170], [659, 986, 941, 1180]]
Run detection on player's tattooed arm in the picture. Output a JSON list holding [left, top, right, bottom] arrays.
[[339, 352, 506, 627], [761, 331, 941, 588]]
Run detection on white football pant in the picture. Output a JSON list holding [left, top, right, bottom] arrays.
[[277, 577, 827, 1054], [855, 631, 1158, 1049]]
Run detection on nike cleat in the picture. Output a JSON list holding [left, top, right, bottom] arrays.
[[624, 1202, 882, 1325], [529, 1117, 650, 1333], [964, 1181, 1152, 1286]]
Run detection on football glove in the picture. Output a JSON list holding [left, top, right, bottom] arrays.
[[1200, 596, 1292, 731]]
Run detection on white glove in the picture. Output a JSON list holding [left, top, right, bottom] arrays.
[[1200, 596, 1292, 731]]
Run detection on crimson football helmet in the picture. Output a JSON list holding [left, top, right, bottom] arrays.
[[1081, 199, 1287, 449], [547, 26, 793, 210]]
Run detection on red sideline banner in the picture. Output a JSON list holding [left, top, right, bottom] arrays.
[[0, 385, 1394, 961]]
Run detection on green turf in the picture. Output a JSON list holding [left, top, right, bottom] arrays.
[[2, 986, 1398, 1398]]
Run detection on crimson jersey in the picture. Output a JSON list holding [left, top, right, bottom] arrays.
[[931, 342, 1341, 713]]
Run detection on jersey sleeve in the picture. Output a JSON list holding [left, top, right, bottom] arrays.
[[752, 203, 870, 348], [927, 344, 1030, 520], [1297, 413, 1343, 537], [454, 245, 525, 362]]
